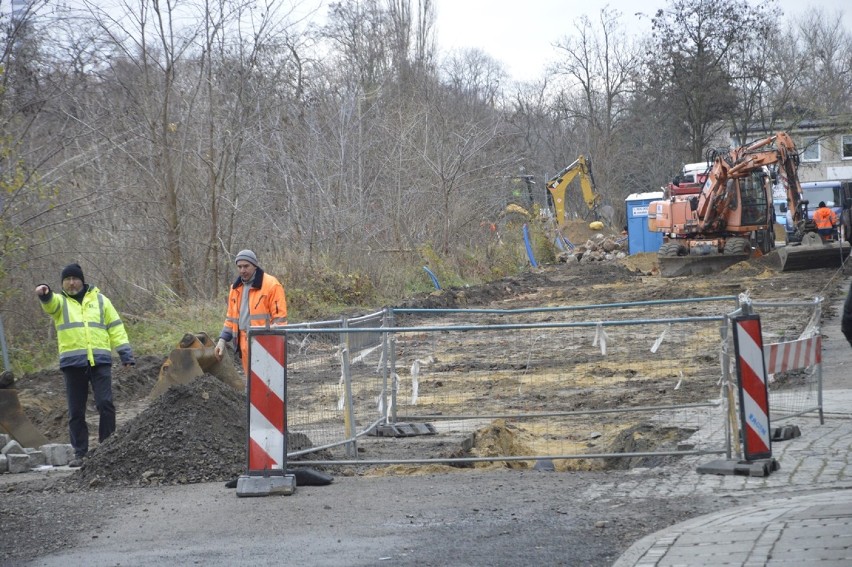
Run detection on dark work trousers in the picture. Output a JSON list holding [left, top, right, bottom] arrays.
[[62, 364, 115, 458]]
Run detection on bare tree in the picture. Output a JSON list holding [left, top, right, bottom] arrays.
[[547, 9, 641, 220], [442, 48, 506, 107], [644, 0, 774, 161], [788, 8, 852, 116]]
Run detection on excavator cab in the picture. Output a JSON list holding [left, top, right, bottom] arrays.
[[737, 171, 771, 227]]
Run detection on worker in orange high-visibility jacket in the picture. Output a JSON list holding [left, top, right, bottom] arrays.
[[214, 250, 287, 374], [813, 201, 838, 240]]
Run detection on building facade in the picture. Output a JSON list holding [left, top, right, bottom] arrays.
[[733, 117, 852, 183]]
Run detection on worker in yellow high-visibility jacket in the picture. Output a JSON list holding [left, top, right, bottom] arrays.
[[36, 263, 135, 467]]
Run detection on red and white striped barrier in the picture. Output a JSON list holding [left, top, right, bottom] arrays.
[[732, 316, 772, 461], [247, 333, 287, 471], [236, 332, 295, 497], [763, 335, 821, 375]]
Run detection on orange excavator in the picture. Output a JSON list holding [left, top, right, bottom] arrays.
[[649, 132, 850, 276]]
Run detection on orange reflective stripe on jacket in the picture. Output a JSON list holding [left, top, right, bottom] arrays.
[[813, 207, 837, 230]]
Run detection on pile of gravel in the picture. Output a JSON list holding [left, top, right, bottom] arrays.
[[70, 375, 247, 488]]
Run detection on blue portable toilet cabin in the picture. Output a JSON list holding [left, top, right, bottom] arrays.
[[625, 191, 664, 255]]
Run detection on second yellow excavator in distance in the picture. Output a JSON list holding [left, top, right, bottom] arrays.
[[545, 155, 601, 226]]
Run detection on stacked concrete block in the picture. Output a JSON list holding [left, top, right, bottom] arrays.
[[6, 453, 29, 473], [39, 443, 72, 466], [2, 439, 28, 473], [2, 439, 25, 456], [1, 437, 76, 473], [0, 433, 9, 446], [24, 448, 47, 468]]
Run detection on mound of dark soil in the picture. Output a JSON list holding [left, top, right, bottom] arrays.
[[68, 375, 246, 488]]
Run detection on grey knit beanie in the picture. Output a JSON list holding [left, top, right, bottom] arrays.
[[235, 249, 259, 267]]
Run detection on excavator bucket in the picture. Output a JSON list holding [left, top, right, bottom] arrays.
[[149, 332, 245, 400], [774, 232, 851, 272], [658, 254, 749, 277], [0, 388, 50, 448]]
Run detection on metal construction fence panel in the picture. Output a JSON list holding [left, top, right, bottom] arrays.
[[748, 297, 824, 423], [280, 297, 742, 468]]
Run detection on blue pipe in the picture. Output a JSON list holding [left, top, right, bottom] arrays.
[[423, 266, 441, 290], [523, 223, 538, 268]]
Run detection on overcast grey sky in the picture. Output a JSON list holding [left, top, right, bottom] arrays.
[[433, 0, 852, 82]]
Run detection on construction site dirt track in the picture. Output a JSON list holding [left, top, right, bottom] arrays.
[[3, 231, 850, 566]]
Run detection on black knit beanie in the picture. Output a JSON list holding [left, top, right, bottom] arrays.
[[61, 263, 85, 283]]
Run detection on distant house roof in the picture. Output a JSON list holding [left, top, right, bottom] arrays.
[[736, 114, 852, 136]]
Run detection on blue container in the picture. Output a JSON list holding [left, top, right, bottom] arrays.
[[625, 192, 664, 255]]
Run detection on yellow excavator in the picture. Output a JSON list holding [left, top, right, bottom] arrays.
[[545, 155, 602, 226]]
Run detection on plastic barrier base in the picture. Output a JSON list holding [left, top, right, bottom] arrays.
[[771, 424, 802, 442], [368, 422, 438, 437], [235, 474, 296, 497], [696, 458, 780, 477]]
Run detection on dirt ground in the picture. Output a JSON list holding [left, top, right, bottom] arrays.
[[2, 225, 851, 565]]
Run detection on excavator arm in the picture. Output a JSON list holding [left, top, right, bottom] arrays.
[[545, 155, 601, 225], [696, 133, 802, 233]]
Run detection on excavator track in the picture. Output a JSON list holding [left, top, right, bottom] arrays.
[[658, 254, 749, 277], [657, 239, 750, 277]]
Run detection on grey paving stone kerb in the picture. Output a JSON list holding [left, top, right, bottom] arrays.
[[614, 275, 852, 567], [615, 490, 852, 567]]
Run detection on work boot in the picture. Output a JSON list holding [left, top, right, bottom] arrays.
[[68, 456, 85, 468]]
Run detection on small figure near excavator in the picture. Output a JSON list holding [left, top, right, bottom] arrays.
[[812, 201, 838, 241]]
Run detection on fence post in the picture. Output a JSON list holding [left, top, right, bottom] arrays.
[[340, 317, 357, 458], [389, 320, 399, 426], [0, 315, 10, 372], [380, 308, 393, 424], [719, 319, 737, 460], [814, 300, 825, 425]]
